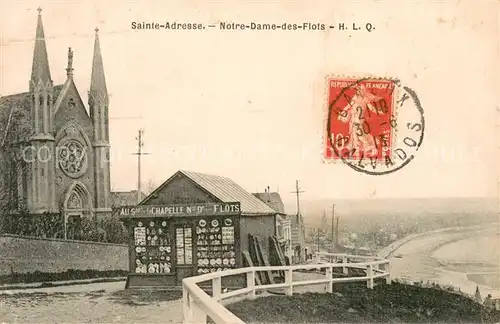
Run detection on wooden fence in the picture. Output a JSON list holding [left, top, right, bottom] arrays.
[[182, 252, 391, 324]]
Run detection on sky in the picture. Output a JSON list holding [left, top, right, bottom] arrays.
[[0, 0, 498, 206]]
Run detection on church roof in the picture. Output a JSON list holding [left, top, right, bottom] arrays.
[[0, 85, 64, 146], [111, 190, 146, 207], [142, 170, 277, 216], [252, 192, 285, 214]]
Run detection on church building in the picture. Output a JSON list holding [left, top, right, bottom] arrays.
[[0, 9, 112, 227]]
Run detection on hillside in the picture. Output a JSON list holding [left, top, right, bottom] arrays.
[[227, 282, 500, 323], [284, 197, 498, 228]]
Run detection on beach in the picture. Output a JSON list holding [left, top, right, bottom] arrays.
[[384, 223, 500, 298]]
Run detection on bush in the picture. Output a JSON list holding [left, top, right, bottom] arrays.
[[98, 217, 128, 244], [0, 212, 127, 244], [0, 211, 63, 238]]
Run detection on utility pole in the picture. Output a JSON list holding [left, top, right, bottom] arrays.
[[331, 204, 335, 252], [291, 180, 304, 216], [317, 228, 320, 252], [132, 129, 151, 204], [336, 215, 340, 246], [291, 180, 305, 262]]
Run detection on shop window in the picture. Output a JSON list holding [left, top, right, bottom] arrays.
[[195, 217, 236, 274], [133, 220, 173, 274], [176, 226, 193, 265]]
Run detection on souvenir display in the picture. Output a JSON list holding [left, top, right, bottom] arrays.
[[135, 259, 147, 273], [222, 226, 235, 245], [176, 227, 193, 265], [134, 226, 146, 246], [134, 219, 172, 274], [196, 216, 236, 274]]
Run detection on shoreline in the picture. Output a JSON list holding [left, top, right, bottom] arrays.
[[376, 223, 498, 259], [380, 222, 500, 298]]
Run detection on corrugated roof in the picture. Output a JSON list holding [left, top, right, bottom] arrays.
[[180, 170, 277, 215], [253, 192, 285, 214]]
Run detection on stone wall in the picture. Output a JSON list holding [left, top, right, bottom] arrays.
[[0, 234, 128, 275]]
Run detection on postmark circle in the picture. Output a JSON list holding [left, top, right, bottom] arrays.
[[326, 78, 425, 175]]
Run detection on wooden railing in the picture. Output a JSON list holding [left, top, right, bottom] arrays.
[[182, 252, 391, 324]]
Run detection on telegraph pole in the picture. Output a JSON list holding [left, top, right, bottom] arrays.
[[317, 228, 320, 252], [291, 180, 304, 216], [331, 204, 335, 251], [336, 215, 340, 246], [132, 129, 150, 204], [291, 180, 305, 262]]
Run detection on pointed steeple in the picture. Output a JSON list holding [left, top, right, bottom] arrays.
[[31, 7, 52, 85], [90, 27, 108, 99]]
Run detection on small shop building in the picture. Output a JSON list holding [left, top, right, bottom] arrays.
[[253, 190, 293, 262], [118, 170, 279, 289]]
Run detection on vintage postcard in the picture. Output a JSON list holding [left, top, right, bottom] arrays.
[[0, 1, 498, 323]]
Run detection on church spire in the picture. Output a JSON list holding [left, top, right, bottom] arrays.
[[31, 7, 52, 85], [90, 27, 108, 99]]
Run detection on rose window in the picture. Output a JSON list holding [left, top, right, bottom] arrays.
[[58, 139, 87, 178]]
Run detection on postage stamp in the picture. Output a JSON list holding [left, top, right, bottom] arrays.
[[324, 77, 425, 175]]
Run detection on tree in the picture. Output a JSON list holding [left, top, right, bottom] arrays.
[[0, 103, 35, 232], [143, 179, 158, 197]]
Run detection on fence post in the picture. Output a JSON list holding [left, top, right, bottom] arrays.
[[385, 261, 392, 284], [212, 277, 222, 302], [285, 268, 293, 296], [182, 285, 189, 321], [246, 270, 256, 300], [315, 252, 322, 264], [183, 288, 207, 323], [326, 266, 333, 293], [342, 255, 348, 275], [367, 264, 374, 289]]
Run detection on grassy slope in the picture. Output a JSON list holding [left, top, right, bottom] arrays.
[[226, 282, 500, 323]]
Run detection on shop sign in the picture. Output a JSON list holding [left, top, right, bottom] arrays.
[[118, 202, 241, 218]]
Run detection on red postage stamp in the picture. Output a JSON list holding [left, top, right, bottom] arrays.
[[324, 77, 397, 162]]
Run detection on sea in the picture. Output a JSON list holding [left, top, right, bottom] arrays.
[[388, 223, 500, 298]]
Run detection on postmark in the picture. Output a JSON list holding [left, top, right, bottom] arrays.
[[324, 77, 425, 175]]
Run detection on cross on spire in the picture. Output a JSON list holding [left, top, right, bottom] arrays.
[[37, 7, 42, 14], [95, 27, 99, 33]]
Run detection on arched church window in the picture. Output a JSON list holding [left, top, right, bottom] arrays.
[[67, 191, 83, 209], [58, 139, 88, 179]]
